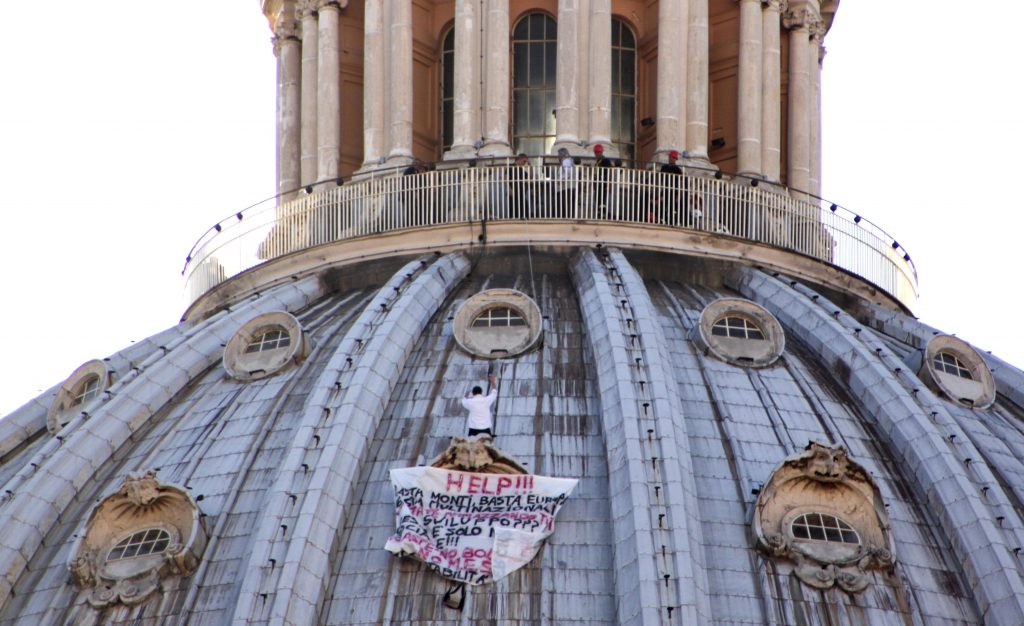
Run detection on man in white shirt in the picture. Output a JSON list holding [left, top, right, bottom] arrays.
[[461, 373, 498, 437]]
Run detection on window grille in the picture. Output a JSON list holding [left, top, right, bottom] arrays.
[[71, 376, 100, 407], [472, 307, 527, 328], [107, 528, 172, 561], [245, 329, 291, 353], [711, 316, 765, 340], [791, 513, 860, 545], [933, 351, 973, 379]]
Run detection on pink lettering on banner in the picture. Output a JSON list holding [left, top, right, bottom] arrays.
[[450, 472, 537, 495], [445, 472, 465, 492]]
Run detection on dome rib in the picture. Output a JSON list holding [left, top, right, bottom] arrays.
[[231, 253, 470, 624], [866, 302, 1024, 412], [0, 276, 323, 612], [735, 268, 1024, 625], [570, 248, 710, 625]]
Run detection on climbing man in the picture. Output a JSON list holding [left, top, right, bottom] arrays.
[[462, 373, 498, 437]]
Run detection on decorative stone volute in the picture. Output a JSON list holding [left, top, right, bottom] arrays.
[[68, 471, 206, 609], [753, 441, 895, 593], [793, 440, 859, 483], [430, 436, 529, 475]]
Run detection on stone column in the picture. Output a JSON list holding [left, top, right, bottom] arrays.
[[447, 0, 481, 159], [299, 1, 319, 186], [361, 0, 385, 170], [784, 5, 813, 196], [587, 0, 612, 150], [809, 26, 824, 198], [387, 0, 414, 163], [761, 0, 784, 182], [736, 0, 763, 176], [553, 0, 581, 153], [274, 13, 302, 197], [685, 0, 710, 162], [480, 0, 511, 156], [316, 1, 342, 183], [656, 0, 688, 159]]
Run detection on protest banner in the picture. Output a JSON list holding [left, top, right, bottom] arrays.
[[384, 466, 578, 585]]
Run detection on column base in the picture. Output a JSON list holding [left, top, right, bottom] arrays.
[[756, 179, 788, 195], [681, 153, 716, 173], [552, 139, 587, 157], [478, 142, 512, 158], [385, 153, 415, 171], [444, 146, 479, 162], [354, 158, 384, 177], [736, 170, 766, 180]]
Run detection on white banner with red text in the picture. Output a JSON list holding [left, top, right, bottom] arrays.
[[384, 466, 578, 585]]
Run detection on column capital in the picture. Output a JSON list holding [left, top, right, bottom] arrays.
[[809, 19, 827, 42], [297, 0, 319, 19], [272, 16, 300, 42], [783, 6, 819, 31], [763, 0, 787, 11], [310, 0, 348, 13]]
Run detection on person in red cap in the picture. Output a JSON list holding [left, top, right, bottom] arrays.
[[662, 150, 683, 175], [659, 150, 686, 225], [591, 144, 613, 216]]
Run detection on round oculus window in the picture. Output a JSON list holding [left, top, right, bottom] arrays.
[[921, 335, 994, 409], [47, 359, 112, 434], [695, 298, 785, 367], [224, 311, 308, 381], [453, 289, 542, 358]]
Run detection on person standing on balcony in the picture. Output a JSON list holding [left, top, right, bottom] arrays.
[[591, 144, 613, 218], [508, 153, 535, 219], [555, 148, 578, 218], [462, 373, 499, 437], [659, 150, 687, 225], [401, 159, 427, 227]]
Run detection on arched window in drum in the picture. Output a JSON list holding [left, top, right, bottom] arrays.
[[611, 18, 637, 164], [512, 13, 557, 156], [440, 27, 455, 153]]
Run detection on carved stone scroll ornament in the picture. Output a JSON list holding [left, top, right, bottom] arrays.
[[753, 442, 896, 592], [68, 471, 206, 609], [429, 435, 529, 474]]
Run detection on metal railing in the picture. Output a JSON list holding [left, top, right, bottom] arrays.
[[183, 160, 918, 308]]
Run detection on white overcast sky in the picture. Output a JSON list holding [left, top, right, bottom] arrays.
[[1, 2, 1022, 416]]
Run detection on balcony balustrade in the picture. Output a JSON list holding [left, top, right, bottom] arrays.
[[183, 160, 918, 311]]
